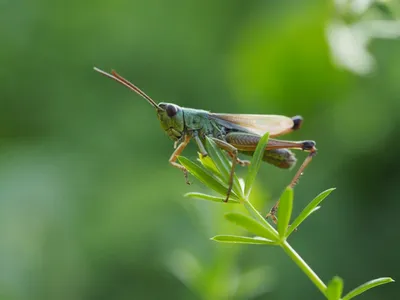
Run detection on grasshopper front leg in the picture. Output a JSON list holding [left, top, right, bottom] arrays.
[[169, 134, 192, 184]]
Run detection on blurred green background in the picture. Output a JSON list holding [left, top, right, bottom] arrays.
[[1, 0, 400, 299]]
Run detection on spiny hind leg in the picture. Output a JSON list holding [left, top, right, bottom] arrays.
[[169, 134, 192, 184], [266, 150, 317, 222], [240, 148, 297, 169], [225, 132, 316, 188], [224, 132, 317, 220], [225, 132, 315, 152]]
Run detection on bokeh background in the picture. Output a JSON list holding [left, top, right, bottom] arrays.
[[1, 0, 400, 299]]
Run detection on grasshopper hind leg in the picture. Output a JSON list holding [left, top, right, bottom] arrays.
[[267, 148, 317, 223], [264, 149, 297, 169], [240, 148, 297, 169]]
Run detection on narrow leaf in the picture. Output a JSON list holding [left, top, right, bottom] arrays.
[[205, 137, 243, 198], [244, 133, 270, 198], [178, 156, 239, 200], [197, 153, 220, 176], [310, 206, 321, 214], [287, 188, 335, 236], [326, 276, 344, 300], [211, 235, 278, 245], [277, 187, 294, 239], [224, 212, 278, 241], [342, 277, 394, 300], [184, 192, 239, 203], [204, 137, 230, 180]]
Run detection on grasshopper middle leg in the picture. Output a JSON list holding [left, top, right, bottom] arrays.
[[210, 137, 240, 202], [227, 152, 251, 167]]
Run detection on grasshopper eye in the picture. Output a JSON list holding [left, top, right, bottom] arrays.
[[166, 104, 178, 117]]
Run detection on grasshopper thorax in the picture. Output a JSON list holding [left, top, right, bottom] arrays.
[[157, 102, 185, 141]]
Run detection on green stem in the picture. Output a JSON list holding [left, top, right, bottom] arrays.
[[281, 240, 327, 297], [243, 198, 327, 297]]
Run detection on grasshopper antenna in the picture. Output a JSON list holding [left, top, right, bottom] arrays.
[[93, 67, 162, 110]]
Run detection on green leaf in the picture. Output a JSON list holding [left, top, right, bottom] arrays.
[[326, 276, 343, 300], [178, 156, 240, 201], [184, 192, 239, 203], [287, 188, 335, 236], [342, 277, 394, 300], [224, 212, 278, 241], [277, 187, 294, 239], [204, 137, 230, 180], [244, 132, 269, 198], [205, 137, 243, 198], [197, 153, 220, 176], [211, 235, 278, 245]]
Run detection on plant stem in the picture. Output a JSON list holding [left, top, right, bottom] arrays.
[[281, 240, 327, 297], [243, 198, 327, 297]]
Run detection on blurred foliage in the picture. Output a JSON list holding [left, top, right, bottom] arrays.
[[1, 0, 400, 299]]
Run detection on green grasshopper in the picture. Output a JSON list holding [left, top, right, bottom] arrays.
[[94, 67, 317, 217]]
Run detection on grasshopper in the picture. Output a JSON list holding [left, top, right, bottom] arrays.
[[94, 67, 317, 217]]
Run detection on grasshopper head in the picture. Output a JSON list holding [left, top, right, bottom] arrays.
[[157, 102, 185, 141]]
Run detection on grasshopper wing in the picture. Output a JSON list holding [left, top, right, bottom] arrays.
[[210, 113, 294, 137]]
